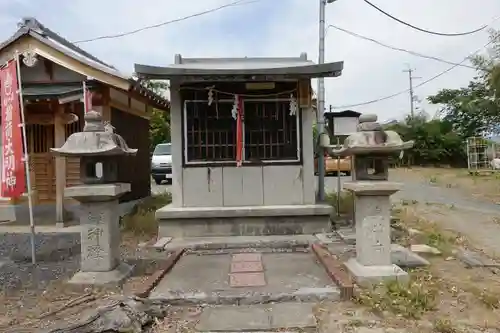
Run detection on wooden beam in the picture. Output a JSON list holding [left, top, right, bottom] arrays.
[[109, 100, 150, 120], [54, 103, 67, 225]]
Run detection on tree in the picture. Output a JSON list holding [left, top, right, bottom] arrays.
[[427, 29, 500, 138], [427, 81, 500, 138], [388, 29, 500, 167], [142, 80, 171, 151], [386, 114, 466, 167]]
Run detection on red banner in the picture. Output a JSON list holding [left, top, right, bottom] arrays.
[[1, 60, 26, 197], [235, 95, 243, 167]]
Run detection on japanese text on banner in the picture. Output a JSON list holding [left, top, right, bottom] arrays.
[[0, 60, 26, 197]]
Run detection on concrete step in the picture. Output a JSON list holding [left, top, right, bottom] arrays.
[[161, 234, 320, 252], [195, 303, 318, 332], [149, 285, 341, 306]]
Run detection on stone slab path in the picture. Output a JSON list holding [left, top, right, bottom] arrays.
[[149, 250, 340, 305], [196, 303, 317, 332]]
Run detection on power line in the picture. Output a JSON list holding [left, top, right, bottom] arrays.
[[73, 0, 257, 44], [328, 24, 476, 69], [362, 0, 488, 37], [331, 38, 497, 109]]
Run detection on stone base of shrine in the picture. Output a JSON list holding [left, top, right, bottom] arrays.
[[156, 204, 332, 238], [68, 262, 134, 286], [344, 258, 409, 287]]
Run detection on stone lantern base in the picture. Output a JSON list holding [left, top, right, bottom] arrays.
[[344, 258, 408, 287], [65, 183, 134, 286], [69, 262, 133, 285], [343, 181, 409, 287]]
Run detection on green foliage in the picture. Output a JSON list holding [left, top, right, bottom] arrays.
[[386, 114, 466, 167], [142, 80, 171, 151], [121, 192, 172, 236], [326, 191, 353, 216], [427, 81, 500, 138], [427, 29, 500, 139]]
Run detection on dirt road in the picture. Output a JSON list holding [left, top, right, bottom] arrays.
[[391, 168, 500, 257]]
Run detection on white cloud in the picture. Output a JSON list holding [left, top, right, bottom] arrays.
[[2, 0, 500, 121]]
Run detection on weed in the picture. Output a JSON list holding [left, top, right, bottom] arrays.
[[354, 269, 438, 319], [392, 206, 458, 255], [120, 192, 172, 236], [326, 191, 354, 216], [433, 318, 460, 333]]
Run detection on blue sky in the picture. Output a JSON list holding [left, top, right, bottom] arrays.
[[1, 0, 500, 121]]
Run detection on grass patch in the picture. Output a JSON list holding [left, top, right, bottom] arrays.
[[468, 286, 500, 310], [354, 269, 438, 319], [391, 206, 460, 255], [326, 191, 354, 216], [120, 192, 172, 236], [433, 318, 461, 333]]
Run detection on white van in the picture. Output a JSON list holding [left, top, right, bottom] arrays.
[[151, 143, 172, 185]]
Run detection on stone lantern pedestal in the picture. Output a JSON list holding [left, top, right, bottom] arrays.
[[65, 183, 133, 285], [51, 111, 138, 285], [329, 114, 413, 287], [343, 181, 408, 286]]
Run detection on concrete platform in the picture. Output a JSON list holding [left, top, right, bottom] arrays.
[[156, 204, 332, 237], [149, 252, 340, 305]]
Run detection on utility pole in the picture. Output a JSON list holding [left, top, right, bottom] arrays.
[[317, 0, 336, 202], [403, 67, 421, 119], [403, 67, 415, 118]]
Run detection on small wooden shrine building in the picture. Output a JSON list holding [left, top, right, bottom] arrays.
[[135, 53, 344, 237], [0, 18, 169, 224]]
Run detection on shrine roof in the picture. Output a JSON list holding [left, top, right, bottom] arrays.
[[0, 17, 169, 109], [135, 53, 344, 80]]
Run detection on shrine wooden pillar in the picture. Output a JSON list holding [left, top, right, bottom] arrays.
[[54, 103, 66, 225]]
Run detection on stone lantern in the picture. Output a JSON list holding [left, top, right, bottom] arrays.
[[51, 110, 137, 285], [331, 114, 413, 286]]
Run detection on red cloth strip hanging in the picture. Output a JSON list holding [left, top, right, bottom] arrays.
[[236, 95, 243, 167]]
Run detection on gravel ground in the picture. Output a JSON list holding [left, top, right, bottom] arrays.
[[0, 232, 169, 331], [0, 232, 81, 294], [0, 232, 168, 293], [391, 172, 500, 214]]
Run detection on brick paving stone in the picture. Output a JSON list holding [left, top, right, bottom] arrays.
[[232, 253, 262, 262], [229, 272, 266, 287], [230, 261, 264, 273]]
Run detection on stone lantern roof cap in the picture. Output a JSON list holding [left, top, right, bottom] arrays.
[[50, 110, 138, 157]]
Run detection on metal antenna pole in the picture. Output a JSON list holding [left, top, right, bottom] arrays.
[[317, 0, 327, 201]]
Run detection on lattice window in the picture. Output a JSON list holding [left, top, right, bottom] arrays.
[[244, 99, 298, 161], [184, 100, 236, 162], [184, 98, 300, 164], [26, 124, 54, 153]]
